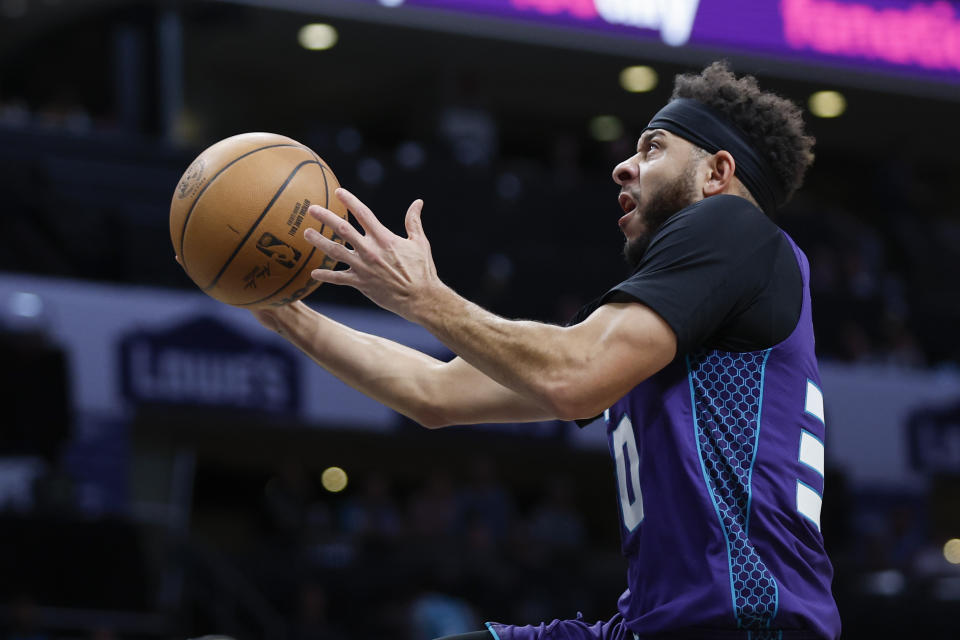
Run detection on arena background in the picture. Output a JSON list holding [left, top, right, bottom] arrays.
[[1, 0, 959, 638]]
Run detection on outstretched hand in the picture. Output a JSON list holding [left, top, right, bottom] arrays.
[[304, 188, 443, 321]]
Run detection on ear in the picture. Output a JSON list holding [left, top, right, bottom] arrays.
[[702, 150, 737, 197]]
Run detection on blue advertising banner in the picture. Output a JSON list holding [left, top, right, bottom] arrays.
[[118, 315, 300, 414], [0, 273, 441, 430]]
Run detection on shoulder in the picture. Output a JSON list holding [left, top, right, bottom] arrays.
[[610, 195, 799, 354], [631, 195, 783, 281], [651, 194, 777, 249], [632, 195, 785, 281], [567, 196, 788, 331]]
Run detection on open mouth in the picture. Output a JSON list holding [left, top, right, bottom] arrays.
[[619, 192, 638, 214]]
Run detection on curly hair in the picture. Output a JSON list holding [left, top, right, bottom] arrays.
[[671, 61, 815, 205]]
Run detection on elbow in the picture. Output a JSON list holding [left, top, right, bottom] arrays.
[[390, 372, 455, 429], [414, 412, 451, 430], [538, 379, 602, 423], [407, 400, 455, 430], [550, 400, 599, 423]]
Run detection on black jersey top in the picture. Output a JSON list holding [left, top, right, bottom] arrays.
[[572, 194, 801, 354]]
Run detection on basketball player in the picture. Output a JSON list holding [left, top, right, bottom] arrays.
[[252, 62, 841, 639]]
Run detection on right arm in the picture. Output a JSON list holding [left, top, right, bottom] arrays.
[[253, 301, 557, 428]]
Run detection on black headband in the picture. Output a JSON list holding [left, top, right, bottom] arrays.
[[643, 98, 785, 215]]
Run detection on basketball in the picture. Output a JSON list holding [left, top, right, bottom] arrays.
[[170, 132, 347, 308]]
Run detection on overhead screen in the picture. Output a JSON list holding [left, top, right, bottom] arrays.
[[348, 0, 960, 86]]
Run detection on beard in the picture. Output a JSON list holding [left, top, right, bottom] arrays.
[[623, 164, 699, 268]]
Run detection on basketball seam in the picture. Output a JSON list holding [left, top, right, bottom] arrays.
[[177, 143, 303, 272], [203, 159, 319, 292], [238, 159, 343, 305], [307, 149, 332, 209], [237, 160, 335, 305]]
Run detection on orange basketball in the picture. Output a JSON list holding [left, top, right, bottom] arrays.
[[170, 132, 347, 308]]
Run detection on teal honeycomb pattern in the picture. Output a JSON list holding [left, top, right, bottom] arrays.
[[689, 348, 778, 630]]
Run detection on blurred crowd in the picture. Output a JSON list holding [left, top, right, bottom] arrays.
[[0, 444, 622, 640], [778, 174, 957, 369], [1, 429, 959, 639], [0, 90, 957, 367], [246, 458, 600, 640]]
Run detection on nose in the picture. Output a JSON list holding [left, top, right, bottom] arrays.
[[612, 155, 638, 185]]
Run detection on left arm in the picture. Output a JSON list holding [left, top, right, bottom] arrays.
[[304, 189, 677, 420]]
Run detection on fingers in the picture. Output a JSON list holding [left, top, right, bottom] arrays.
[[310, 266, 356, 286], [335, 188, 392, 242], [304, 226, 354, 263], [307, 205, 364, 250], [404, 199, 425, 240]]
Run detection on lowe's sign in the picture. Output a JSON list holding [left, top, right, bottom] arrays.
[[119, 316, 299, 413]]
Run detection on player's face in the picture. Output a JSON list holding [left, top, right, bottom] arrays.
[[612, 130, 703, 267]]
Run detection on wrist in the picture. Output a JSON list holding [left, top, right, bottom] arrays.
[[409, 279, 457, 326], [251, 301, 309, 334]]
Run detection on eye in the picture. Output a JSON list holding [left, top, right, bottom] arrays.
[[636, 137, 663, 157]]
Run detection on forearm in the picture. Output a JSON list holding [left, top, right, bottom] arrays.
[[413, 285, 585, 417], [410, 283, 677, 420], [261, 302, 554, 427], [266, 302, 447, 424]]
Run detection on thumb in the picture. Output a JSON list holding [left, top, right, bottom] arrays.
[[404, 199, 425, 239]]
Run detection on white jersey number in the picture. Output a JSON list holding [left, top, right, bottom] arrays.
[[612, 414, 644, 531]]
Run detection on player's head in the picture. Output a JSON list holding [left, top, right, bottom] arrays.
[[614, 61, 815, 267]]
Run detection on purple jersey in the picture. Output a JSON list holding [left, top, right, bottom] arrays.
[[601, 234, 839, 639], [486, 220, 840, 640]]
